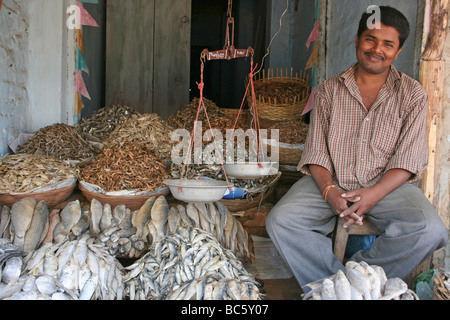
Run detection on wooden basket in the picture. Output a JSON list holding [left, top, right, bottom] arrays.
[[79, 184, 170, 211], [0, 184, 77, 208], [248, 68, 311, 121]]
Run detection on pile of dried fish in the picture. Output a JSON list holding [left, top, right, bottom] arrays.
[[75, 105, 141, 140], [0, 274, 78, 300], [0, 154, 77, 194], [168, 98, 225, 133], [0, 240, 76, 300], [79, 142, 170, 193], [51, 197, 164, 260], [16, 123, 96, 162], [123, 226, 261, 300], [1, 199, 50, 253], [23, 233, 125, 300], [267, 119, 309, 145], [0, 239, 26, 286], [303, 261, 419, 300], [254, 80, 309, 105], [165, 202, 251, 262], [103, 113, 175, 163], [92, 199, 152, 259]]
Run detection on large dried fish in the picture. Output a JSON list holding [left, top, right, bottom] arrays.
[[303, 261, 419, 300], [23, 201, 49, 253], [11, 198, 37, 251]]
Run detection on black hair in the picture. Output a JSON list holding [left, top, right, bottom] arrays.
[[357, 6, 410, 48]]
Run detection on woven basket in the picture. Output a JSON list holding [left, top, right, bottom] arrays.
[[0, 183, 76, 208], [248, 68, 311, 121], [79, 184, 170, 211], [433, 272, 450, 300], [219, 107, 249, 127], [279, 145, 304, 165]]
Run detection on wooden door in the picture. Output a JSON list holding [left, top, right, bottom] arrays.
[[105, 0, 191, 118]]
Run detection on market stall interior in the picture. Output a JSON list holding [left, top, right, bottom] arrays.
[[0, 0, 448, 301]]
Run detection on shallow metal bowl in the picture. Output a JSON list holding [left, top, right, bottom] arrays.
[[164, 179, 231, 203], [223, 162, 278, 179]]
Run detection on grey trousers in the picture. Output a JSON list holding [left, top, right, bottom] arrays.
[[266, 176, 448, 290]]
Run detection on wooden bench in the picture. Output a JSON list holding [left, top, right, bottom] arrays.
[[332, 217, 432, 286]]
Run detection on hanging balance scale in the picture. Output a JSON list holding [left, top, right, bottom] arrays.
[[165, 0, 277, 202]]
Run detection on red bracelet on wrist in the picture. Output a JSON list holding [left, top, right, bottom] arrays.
[[322, 185, 337, 202]]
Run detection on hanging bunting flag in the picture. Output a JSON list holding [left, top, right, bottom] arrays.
[[77, 1, 99, 27], [76, 47, 89, 74], [74, 93, 84, 115], [302, 87, 317, 116], [75, 71, 91, 100], [306, 21, 319, 49], [305, 42, 319, 70], [0, 0, 3, 11], [77, 29, 84, 54]]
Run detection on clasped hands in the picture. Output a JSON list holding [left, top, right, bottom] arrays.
[[326, 187, 382, 229]]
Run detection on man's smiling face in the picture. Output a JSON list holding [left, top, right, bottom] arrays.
[[355, 23, 403, 75]]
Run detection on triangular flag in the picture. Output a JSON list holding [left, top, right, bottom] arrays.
[[74, 93, 85, 115], [306, 21, 319, 49], [76, 47, 89, 74], [302, 87, 318, 115], [305, 42, 319, 70], [77, 1, 99, 27], [77, 28, 84, 54], [0, 0, 3, 11], [75, 71, 91, 100]]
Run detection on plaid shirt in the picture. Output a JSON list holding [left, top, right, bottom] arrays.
[[298, 64, 429, 191]]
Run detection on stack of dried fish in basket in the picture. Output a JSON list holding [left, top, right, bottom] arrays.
[[0, 154, 77, 207], [78, 141, 170, 210], [124, 226, 261, 300], [303, 261, 419, 300], [75, 105, 141, 141], [16, 123, 97, 164], [103, 113, 175, 163]]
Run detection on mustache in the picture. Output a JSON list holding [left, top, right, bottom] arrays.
[[365, 52, 385, 61]]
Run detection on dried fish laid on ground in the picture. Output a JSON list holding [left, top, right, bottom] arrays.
[[103, 113, 175, 163], [123, 226, 262, 300], [16, 123, 97, 162], [1, 198, 50, 254], [79, 141, 170, 193], [303, 261, 419, 300], [267, 119, 309, 145], [23, 233, 125, 300], [75, 105, 141, 141], [0, 154, 78, 194]]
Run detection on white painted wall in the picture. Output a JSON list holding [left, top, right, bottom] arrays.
[[0, 0, 75, 156]]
